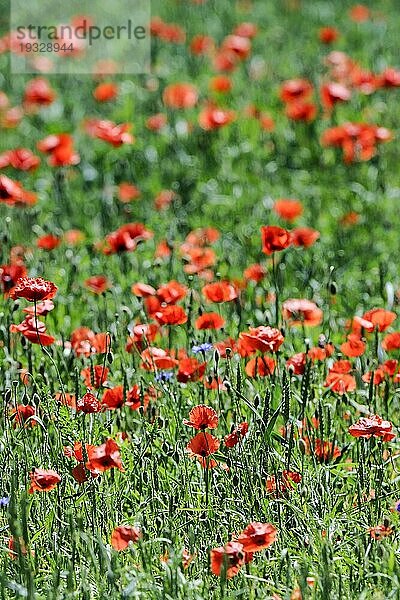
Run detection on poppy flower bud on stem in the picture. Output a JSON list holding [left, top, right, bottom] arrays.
[[298, 438, 307, 455]]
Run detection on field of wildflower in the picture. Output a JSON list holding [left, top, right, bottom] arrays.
[[1, 0, 400, 598]]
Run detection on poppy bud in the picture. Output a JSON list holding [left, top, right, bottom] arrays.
[[107, 352, 114, 364], [298, 438, 307, 455], [254, 394, 260, 408], [225, 347, 232, 358], [329, 282, 337, 295]]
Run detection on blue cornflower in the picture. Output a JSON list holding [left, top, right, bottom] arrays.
[[192, 342, 213, 354], [0, 497, 10, 508], [155, 371, 174, 382]]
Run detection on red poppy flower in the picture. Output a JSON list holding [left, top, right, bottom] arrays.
[[261, 225, 291, 255], [349, 4, 370, 22], [319, 27, 340, 43], [383, 359, 399, 377], [85, 119, 134, 146], [266, 470, 301, 495], [86, 438, 124, 472], [157, 280, 187, 304], [56, 392, 77, 409], [0, 148, 40, 171], [368, 524, 393, 540], [64, 229, 85, 245], [37, 234, 60, 251], [11, 404, 37, 427], [126, 323, 159, 352], [257, 111, 275, 131], [28, 468, 61, 493], [11, 316, 56, 346], [154, 189, 177, 210], [37, 133, 80, 167], [239, 326, 284, 354], [102, 386, 125, 409], [189, 34, 214, 55], [24, 77, 56, 105], [320, 82, 351, 110], [340, 334, 366, 357], [184, 227, 220, 247], [81, 365, 109, 389], [199, 105, 236, 130], [146, 113, 168, 131], [324, 372, 356, 394], [349, 415, 395, 441], [0, 174, 37, 206], [321, 123, 392, 164], [362, 308, 396, 332], [70, 327, 108, 357], [285, 101, 317, 122], [182, 247, 216, 274], [155, 305, 188, 326], [291, 227, 320, 247], [213, 49, 238, 72], [1, 106, 23, 129], [243, 263, 266, 283], [237, 522, 277, 553], [84, 275, 111, 295], [224, 422, 249, 447], [222, 35, 251, 60], [77, 392, 102, 414], [140, 347, 179, 371], [115, 186, 141, 208], [382, 332, 400, 351], [111, 525, 142, 550], [125, 384, 155, 411], [130, 282, 155, 298], [286, 352, 307, 375], [10, 277, 57, 302], [102, 223, 153, 254], [177, 358, 207, 382], [245, 356, 276, 377], [195, 312, 225, 330], [93, 82, 118, 102], [379, 68, 400, 88], [279, 79, 313, 103], [234, 22, 258, 38], [0, 263, 27, 296], [150, 18, 185, 43], [163, 83, 198, 109], [273, 199, 303, 221], [202, 281, 238, 303], [209, 75, 232, 93], [304, 438, 342, 463], [210, 541, 245, 578], [184, 405, 218, 430], [282, 299, 323, 327], [187, 432, 220, 467], [362, 369, 386, 385]]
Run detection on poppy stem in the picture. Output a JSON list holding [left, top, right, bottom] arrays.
[[204, 455, 209, 507], [33, 300, 66, 401], [272, 254, 280, 327]]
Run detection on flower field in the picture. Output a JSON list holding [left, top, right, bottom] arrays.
[[1, 1, 400, 598]]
